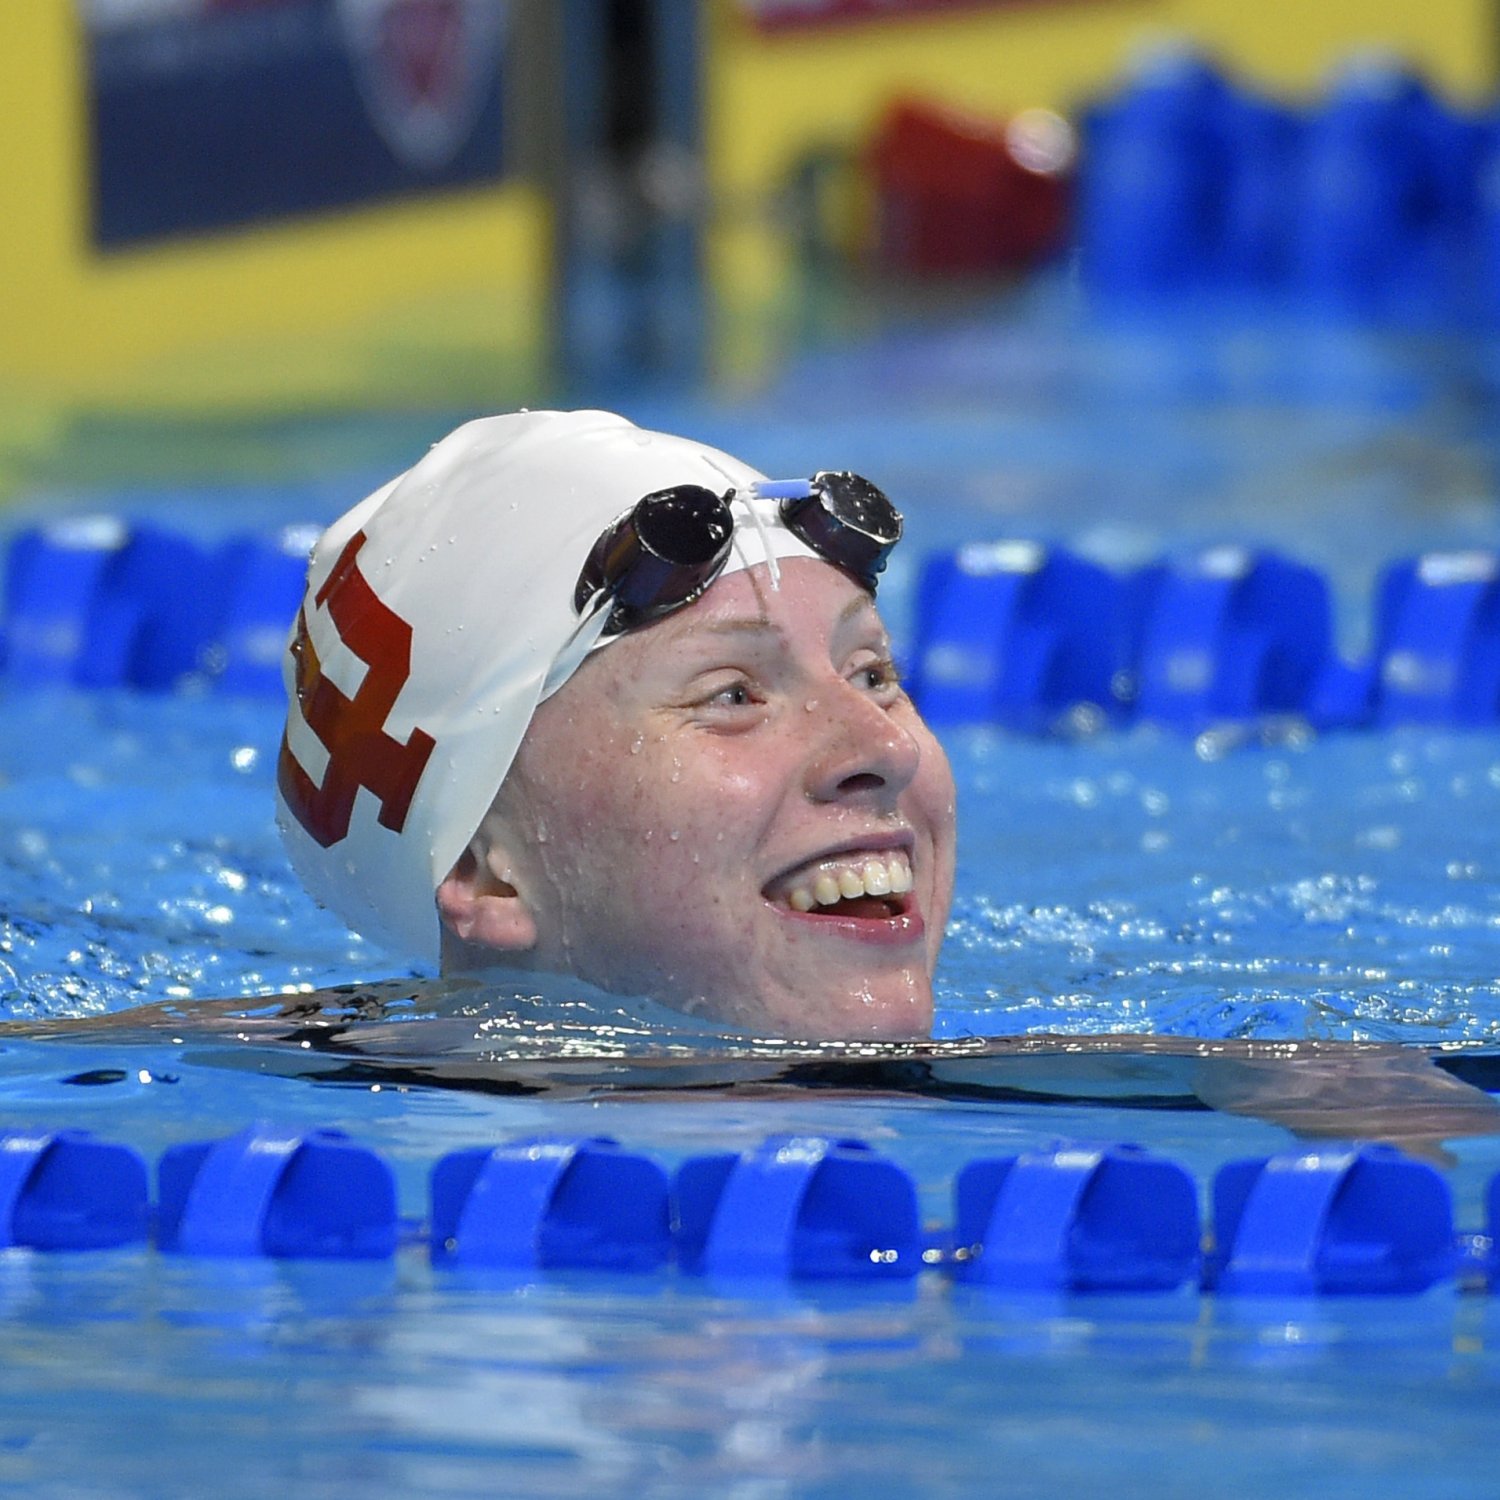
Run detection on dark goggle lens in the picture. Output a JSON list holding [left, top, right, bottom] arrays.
[[575, 470, 903, 636], [575, 484, 734, 631], [634, 485, 733, 567], [779, 470, 902, 588]]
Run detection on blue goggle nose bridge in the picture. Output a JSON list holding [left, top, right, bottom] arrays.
[[575, 471, 902, 636]]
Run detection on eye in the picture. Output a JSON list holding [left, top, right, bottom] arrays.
[[693, 676, 762, 712], [852, 656, 901, 695], [711, 682, 755, 708]]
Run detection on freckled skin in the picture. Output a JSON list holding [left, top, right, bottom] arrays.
[[445, 558, 957, 1039]]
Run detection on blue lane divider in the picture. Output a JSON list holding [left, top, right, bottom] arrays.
[[1, 519, 317, 697], [952, 1142, 1199, 1292], [911, 541, 1131, 730], [1206, 1143, 1457, 1295], [1372, 552, 1500, 727], [157, 1124, 397, 1259], [1130, 546, 1333, 730], [430, 1135, 670, 1270], [0, 1127, 1489, 1294], [1078, 49, 1492, 322], [910, 541, 1500, 733], [0, 1129, 148, 1250], [210, 525, 322, 698], [673, 1135, 922, 1279], [5, 517, 1500, 733], [3, 518, 134, 689]]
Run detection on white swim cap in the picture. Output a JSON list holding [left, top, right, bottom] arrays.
[[275, 409, 820, 964]]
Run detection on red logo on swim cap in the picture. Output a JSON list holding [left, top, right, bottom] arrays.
[[278, 529, 437, 848]]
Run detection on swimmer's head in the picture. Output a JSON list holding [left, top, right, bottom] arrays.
[[276, 410, 956, 1037]]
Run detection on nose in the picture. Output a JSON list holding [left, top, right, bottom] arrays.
[[803, 678, 922, 805]]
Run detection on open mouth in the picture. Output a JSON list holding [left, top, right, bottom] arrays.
[[763, 850, 915, 923]]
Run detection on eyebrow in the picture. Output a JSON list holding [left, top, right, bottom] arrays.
[[697, 593, 878, 639]]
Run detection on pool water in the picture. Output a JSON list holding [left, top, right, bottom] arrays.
[[2, 294, 1500, 1497]]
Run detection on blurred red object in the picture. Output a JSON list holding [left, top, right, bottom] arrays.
[[868, 97, 1074, 276]]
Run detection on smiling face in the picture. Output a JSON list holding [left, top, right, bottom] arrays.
[[438, 557, 957, 1038]]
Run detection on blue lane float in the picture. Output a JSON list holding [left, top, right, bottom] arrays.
[[1206, 1143, 1457, 1295], [156, 1123, 397, 1259], [209, 525, 323, 697], [0, 1125, 1494, 1294], [1078, 48, 1495, 322], [1075, 47, 1233, 301], [952, 1141, 1199, 1292], [3, 517, 136, 689], [1371, 551, 1500, 727], [0, 1129, 148, 1250], [911, 541, 1130, 730], [5, 516, 1500, 734], [0, 518, 316, 696], [430, 1135, 670, 1271], [673, 1134, 923, 1280], [910, 540, 1500, 734], [1129, 546, 1334, 729]]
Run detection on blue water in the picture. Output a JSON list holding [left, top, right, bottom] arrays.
[[3, 295, 1500, 1497]]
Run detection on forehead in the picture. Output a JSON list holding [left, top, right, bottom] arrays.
[[631, 556, 882, 656], [541, 560, 885, 723]]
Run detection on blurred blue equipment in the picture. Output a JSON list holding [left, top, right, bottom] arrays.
[[3, 516, 133, 687], [0, 1129, 149, 1250], [1077, 47, 1233, 299], [911, 540, 1129, 727], [208, 524, 319, 696], [430, 1135, 670, 1270], [673, 1134, 921, 1279], [1217, 92, 1304, 289], [1207, 1143, 1457, 1295], [1, 516, 312, 695], [1130, 545, 1333, 727], [1370, 551, 1500, 726], [952, 1141, 1199, 1291], [157, 1123, 397, 1258], [1290, 60, 1471, 321]]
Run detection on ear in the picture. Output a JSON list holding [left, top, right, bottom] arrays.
[[436, 841, 538, 953]]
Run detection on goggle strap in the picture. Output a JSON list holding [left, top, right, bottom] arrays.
[[733, 489, 782, 591], [543, 592, 614, 699], [751, 478, 817, 501]]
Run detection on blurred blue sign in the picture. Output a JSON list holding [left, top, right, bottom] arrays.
[[84, 0, 508, 247]]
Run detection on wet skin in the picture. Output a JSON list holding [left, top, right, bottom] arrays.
[[438, 557, 958, 1038]]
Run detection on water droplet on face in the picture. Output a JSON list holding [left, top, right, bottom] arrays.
[[668, 829, 681, 842], [629, 734, 644, 756], [535, 819, 549, 844], [805, 699, 819, 712]]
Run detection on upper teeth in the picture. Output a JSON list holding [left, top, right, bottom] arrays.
[[786, 854, 913, 912]]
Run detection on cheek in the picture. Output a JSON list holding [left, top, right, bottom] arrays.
[[609, 744, 789, 906], [537, 737, 758, 870], [910, 733, 958, 867]]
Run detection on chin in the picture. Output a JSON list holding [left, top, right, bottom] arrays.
[[704, 979, 935, 1042]]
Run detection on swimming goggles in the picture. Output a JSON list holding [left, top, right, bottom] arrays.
[[573, 471, 903, 636]]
